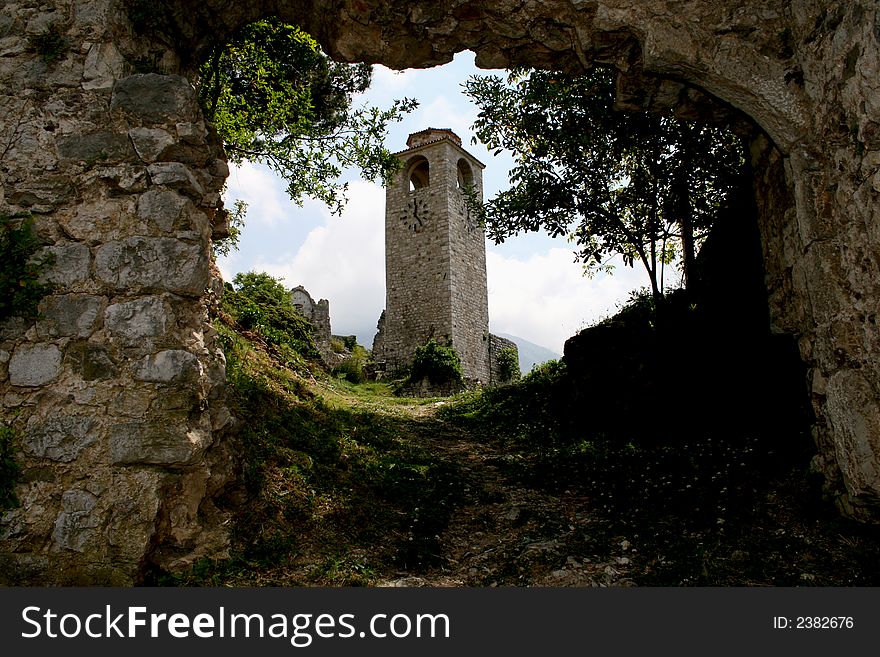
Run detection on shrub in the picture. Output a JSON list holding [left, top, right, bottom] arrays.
[[409, 339, 462, 384], [497, 346, 520, 383], [333, 358, 365, 384], [0, 214, 53, 322], [222, 272, 318, 359], [28, 24, 68, 64], [0, 425, 20, 510], [333, 344, 369, 383]]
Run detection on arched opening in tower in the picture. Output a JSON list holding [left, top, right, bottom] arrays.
[[456, 159, 474, 189], [407, 157, 431, 191]]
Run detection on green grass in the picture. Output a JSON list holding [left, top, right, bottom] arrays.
[[162, 312, 467, 586]]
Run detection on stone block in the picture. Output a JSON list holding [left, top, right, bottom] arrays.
[[56, 131, 134, 164], [82, 42, 125, 91], [7, 175, 76, 212], [94, 237, 209, 296], [39, 243, 91, 286], [24, 416, 97, 462], [109, 422, 203, 465], [129, 128, 175, 163], [65, 342, 117, 381], [137, 188, 187, 232], [95, 165, 148, 193], [8, 343, 62, 386], [825, 369, 880, 502], [133, 350, 201, 383], [176, 122, 207, 145], [37, 295, 104, 338], [147, 162, 205, 198], [110, 74, 199, 125], [52, 489, 99, 553], [105, 296, 171, 345]]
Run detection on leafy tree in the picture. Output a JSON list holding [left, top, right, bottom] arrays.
[[464, 68, 744, 303], [199, 18, 417, 218]]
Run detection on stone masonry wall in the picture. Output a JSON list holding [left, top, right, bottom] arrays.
[[381, 152, 454, 375], [0, 0, 232, 583], [445, 143, 491, 384], [1, 0, 879, 584], [488, 334, 519, 386]]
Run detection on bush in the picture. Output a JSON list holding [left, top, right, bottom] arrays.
[[28, 23, 68, 64], [409, 339, 463, 385], [0, 214, 53, 322], [0, 425, 20, 510], [497, 346, 520, 383], [222, 272, 318, 359], [333, 344, 369, 383], [333, 358, 365, 384]]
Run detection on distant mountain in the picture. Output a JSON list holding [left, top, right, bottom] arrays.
[[495, 332, 561, 374]]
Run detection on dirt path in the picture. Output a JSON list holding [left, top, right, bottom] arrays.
[[375, 410, 637, 587]]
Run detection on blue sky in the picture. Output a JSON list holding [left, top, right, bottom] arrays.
[[215, 52, 649, 354]]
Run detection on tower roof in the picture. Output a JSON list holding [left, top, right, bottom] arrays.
[[397, 128, 485, 168], [405, 128, 462, 149]]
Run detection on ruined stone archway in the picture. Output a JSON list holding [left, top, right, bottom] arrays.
[[1, 1, 877, 584]]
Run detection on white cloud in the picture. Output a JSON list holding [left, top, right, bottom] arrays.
[[225, 161, 291, 228], [368, 65, 423, 94], [415, 96, 478, 144], [249, 181, 387, 343], [487, 248, 647, 353]]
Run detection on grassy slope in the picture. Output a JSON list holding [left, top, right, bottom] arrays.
[[166, 280, 880, 586], [165, 308, 467, 585]]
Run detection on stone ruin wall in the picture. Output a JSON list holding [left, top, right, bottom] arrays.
[[0, 0, 877, 583]]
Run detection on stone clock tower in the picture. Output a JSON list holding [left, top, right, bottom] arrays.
[[373, 128, 492, 383]]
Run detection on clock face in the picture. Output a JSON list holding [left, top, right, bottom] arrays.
[[401, 196, 429, 233]]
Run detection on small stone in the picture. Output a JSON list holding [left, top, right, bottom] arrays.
[[82, 42, 125, 91], [147, 162, 204, 198], [65, 342, 117, 381], [105, 297, 170, 345], [39, 243, 91, 286], [37, 295, 104, 338], [8, 175, 76, 212], [133, 350, 201, 383], [137, 189, 187, 232], [94, 237, 209, 296], [129, 128, 175, 163], [52, 489, 99, 552], [9, 343, 62, 386], [56, 131, 133, 164], [109, 422, 206, 465], [95, 165, 148, 193], [24, 415, 97, 462], [176, 122, 207, 145], [110, 74, 199, 124]]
